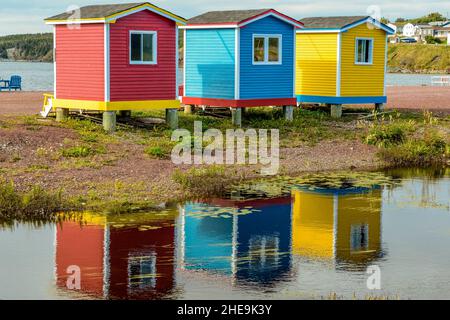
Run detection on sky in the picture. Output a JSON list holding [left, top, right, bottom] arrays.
[[1, 0, 450, 36]]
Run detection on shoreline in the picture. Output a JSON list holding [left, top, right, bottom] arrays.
[[2, 59, 449, 74]]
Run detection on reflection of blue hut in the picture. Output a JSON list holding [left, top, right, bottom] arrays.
[[178, 197, 292, 285]]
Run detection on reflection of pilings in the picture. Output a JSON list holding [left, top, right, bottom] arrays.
[[102, 226, 110, 299], [175, 205, 186, 272], [231, 208, 238, 286]]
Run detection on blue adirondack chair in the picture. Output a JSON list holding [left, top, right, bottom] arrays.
[[8, 75, 22, 91], [0, 75, 22, 91]]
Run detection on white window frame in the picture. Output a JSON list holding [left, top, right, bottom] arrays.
[[252, 34, 282, 65], [355, 37, 373, 65], [129, 30, 157, 65]]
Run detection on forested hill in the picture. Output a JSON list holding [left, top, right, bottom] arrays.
[[0, 33, 53, 62]]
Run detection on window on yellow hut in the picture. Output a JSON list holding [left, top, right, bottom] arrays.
[[355, 38, 373, 65]]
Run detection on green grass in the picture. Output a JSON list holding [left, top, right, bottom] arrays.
[[0, 179, 68, 223], [364, 111, 449, 167], [379, 130, 449, 166], [61, 145, 94, 158]]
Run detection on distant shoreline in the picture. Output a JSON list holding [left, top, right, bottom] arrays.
[[0, 59, 53, 63], [1, 59, 448, 75]]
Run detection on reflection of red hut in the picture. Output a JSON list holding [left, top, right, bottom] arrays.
[[56, 218, 175, 299], [108, 226, 175, 299], [56, 222, 105, 297]]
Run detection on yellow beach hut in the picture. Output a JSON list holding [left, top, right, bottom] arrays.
[[295, 16, 395, 117]]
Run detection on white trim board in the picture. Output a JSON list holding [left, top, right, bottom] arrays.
[[180, 25, 238, 29], [183, 28, 187, 97], [175, 26, 179, 99], [53, 25, 57, 98], [336, 32, 341, 97], [104, 23, 110, 102], [235, 28, 240, 100]]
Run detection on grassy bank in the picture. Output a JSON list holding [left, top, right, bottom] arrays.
[[0, 179, 68, 223], [388, 44, 450, 73], [0, 108, 448, 221]]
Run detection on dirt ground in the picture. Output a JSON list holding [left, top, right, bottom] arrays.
[[1, 86, 450, 116], [0, 118, 379, 204]]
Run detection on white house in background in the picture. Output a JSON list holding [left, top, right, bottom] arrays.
[[402, 23, 417, 37]]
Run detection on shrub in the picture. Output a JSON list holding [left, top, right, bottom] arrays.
[[61, 145, 93, 158], [145, 146, 165, 159], [425, 35, 442, 44], [379, 131, 448, 166], [0, 180, 67, 223], [365, 122, 410, 148], [172, 165, 235, 196]]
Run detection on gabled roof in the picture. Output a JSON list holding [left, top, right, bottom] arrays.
[[298, 16, 394, 34], [45, 2, 186, 25], [184, 9, 303, 28]]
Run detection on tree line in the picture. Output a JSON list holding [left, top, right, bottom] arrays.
[[0, 33, 53, 62]]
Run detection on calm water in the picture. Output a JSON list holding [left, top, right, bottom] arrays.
[[0, 169, 449, 300], [0, 61, 53, 91], [0, 61, 447, 91]]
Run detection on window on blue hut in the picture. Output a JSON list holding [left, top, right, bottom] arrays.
[[355, 38, 373, 64], [130, 31, 157, 65], [253, 35, 282, 64]]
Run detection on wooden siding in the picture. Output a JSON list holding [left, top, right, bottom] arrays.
[[185, 28, 235, 99], [340, 23, 386, 97], [55, 24, 104, 101], [295, 33, 337, 97], [109, 10, 177, 101], [240, 16, 295, 99]]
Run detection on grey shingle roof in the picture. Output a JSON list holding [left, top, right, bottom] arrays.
[[187, 9, 271, 24], [45, 2, 185, 22], [299, 16, 369, 29]]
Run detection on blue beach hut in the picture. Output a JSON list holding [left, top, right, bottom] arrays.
[[181, 9, 303, 121]]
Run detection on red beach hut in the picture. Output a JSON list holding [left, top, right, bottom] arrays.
[[44, 2, 186, 131]]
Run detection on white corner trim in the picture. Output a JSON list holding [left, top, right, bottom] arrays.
[[104, 23, 110, 102], [235, 28, 240, 100], [336, 33, 342, 97], [183, 29, 187, 97], [293, 27, 296, 98], [175, 26, 179, 99], [53, 25, 57, 98], [384, 34, 388, 96]]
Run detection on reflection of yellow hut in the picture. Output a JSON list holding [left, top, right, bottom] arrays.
[[292, 188, 382, 265]]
